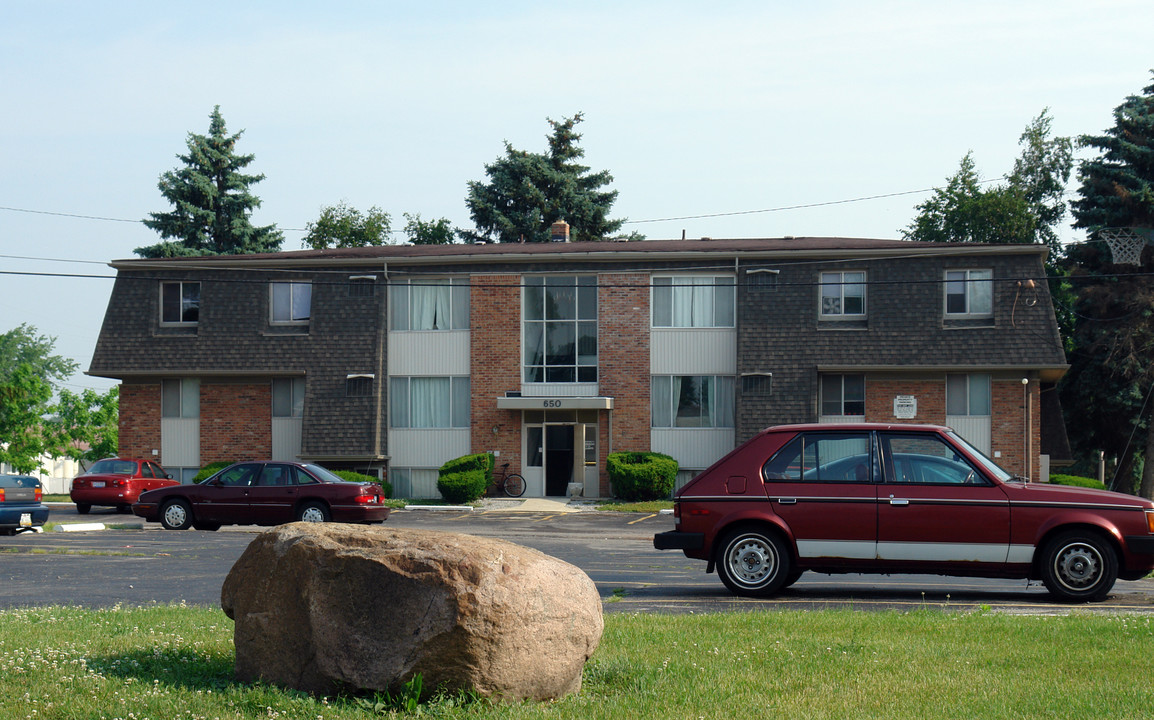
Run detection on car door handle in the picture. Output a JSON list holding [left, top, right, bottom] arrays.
[[776, 498, 797, 505], [889, 498, 909, 506]]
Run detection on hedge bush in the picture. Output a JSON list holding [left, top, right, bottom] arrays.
[[608, 451, 678, 501], [437, 453, 493, 504], [1050, 473, 1107, 490], [333, 470, 392, 498], [192, 461, 234, 483]]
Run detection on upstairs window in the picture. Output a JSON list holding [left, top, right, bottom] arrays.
[[820, 374, 865, 417], [944, 269, 992, 317], [820, 271, 866, 317], [271, 282, 312, 324], [390, 278, 469, 331], [652, 275, 735, 328], [523, 276, 597, 383], [160, 282, 200, 325]]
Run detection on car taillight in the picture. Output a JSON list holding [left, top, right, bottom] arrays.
[[1146, 510, 1154, 534], [0, 488, 5, 502], [34, 488, 42, 502], [354, 494, 379, 505], [114, 479, 127, 487]]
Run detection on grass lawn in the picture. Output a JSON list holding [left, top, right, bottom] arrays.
[[2, 605, 1152, 719]]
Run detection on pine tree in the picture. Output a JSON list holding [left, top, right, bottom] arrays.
[[462, 113, 629, 243], [1063, 73, 1154, 497], [137, 106, 282, 257]]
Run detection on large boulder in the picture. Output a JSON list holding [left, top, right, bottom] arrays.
[[220, 522, 603, 701]]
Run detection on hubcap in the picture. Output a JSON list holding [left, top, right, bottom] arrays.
[[163, 504, 186, 527], [1054, 542, 1102, 590], [728, 537, 776, 586], [300, 507, 325, 522]]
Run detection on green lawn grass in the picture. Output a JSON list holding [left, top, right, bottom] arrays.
[[2, 605, 1151, 719]]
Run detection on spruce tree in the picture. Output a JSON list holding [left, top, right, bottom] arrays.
[[137, 106, 282, 257], [463, 113, 629, 243]]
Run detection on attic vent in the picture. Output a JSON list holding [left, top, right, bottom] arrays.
[[742, 373, 773, 396]]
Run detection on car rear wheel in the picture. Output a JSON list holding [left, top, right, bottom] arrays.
[[160, 499, 194, 530], [192, 521, 221, 531], [297, 501, 331, 523], [716, 528, 792, 597], [1040, 530, 1118, 602], [75, 503, 91, 515]]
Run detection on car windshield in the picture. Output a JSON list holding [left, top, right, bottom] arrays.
[[946, 431, 1013, 481], [303, 464, 348, 483], [86, 460, 136, 475]]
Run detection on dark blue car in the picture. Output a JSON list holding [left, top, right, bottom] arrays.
[[0, 474, 49, 535]]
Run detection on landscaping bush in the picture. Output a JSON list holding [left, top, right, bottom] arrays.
[[436, 453, 493, 504], [192, 461, 234, 483], [333, 470, 392, 498], [608, 451, 678, 501], [1050, 473, 1108, 491]]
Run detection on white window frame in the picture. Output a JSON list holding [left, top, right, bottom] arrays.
[[522, 275, 598, 384], [270, 282, 312, 325], [944, 269, 993, 317], [160, 281, 200, 326], [651, 275, 736, 328], [820, 271, 866, 318], [389, 277, 470, 331], [389, 376, 471, 428]]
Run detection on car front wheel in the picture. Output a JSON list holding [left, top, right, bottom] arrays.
[[716, 528, 792, 597], [75, 503, 91, 515], [297, 501, 331, 523], [1040, 530, 1118, 602], [160, 499, 194, 530]]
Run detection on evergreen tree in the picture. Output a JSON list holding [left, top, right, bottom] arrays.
[[302, 202, 391, 249], [137, 106, 282, 257], [1063, 73, 1154, 498], [462, 113, 629, 243]]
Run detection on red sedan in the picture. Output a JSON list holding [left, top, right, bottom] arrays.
[[71, 458, 177, 514], [654, 423, 1154, 602], [132, 461, 389, 530]]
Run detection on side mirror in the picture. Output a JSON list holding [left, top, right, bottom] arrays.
[[165, 474, 173, 479]]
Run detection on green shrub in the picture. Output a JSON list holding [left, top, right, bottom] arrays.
[[333, 470, 392, 498], [436, 453, 493, 504], [1050, 473, 1107, 490], [608, 451, 678, 501], [192, 461, 234, 483]]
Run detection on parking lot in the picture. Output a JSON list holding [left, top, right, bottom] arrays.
[[3, 504, 1154, 614]]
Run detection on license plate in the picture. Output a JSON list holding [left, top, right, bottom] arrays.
[[93, 481, 105, 488], [19, 513, 31, 527]]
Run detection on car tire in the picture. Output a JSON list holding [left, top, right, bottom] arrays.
[[1040, 530, 1118, 602], [117, 504, 132, 514], [192, 521, 221, 531], [716, 527, 792, 597], [159, 499, 194, 530], [75, 503, 91, 515], [297, 501, 331, 523]]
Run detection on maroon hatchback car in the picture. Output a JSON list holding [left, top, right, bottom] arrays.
[[132, 461, 389, 531], [70, 458, 177, 514], [654, 423, 1154, 602]]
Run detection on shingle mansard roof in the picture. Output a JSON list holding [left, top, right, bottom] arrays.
[[108, 237, 1050, 269]]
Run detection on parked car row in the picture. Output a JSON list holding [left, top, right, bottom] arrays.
[[0, 474, 49, 535]]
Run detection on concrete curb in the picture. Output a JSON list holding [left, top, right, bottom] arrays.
[[54, 522, 111, 532]]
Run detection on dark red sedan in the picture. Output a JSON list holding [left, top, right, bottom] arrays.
[[655, 423, 1154, 602], [132, 461, 389, 530], [71, 458, 177, 514]]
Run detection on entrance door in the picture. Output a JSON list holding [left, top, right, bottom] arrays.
[[545, 425, 575, 496]]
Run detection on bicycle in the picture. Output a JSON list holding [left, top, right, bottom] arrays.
[[493, 463, 526, 497]]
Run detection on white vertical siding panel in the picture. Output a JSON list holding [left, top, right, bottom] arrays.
[[272, 417, 303, 461], [651, 329, 736, 375], [388, 429, 471, 467], [161, 418, 200, 467], [946, 415, 992, 456], [388, 331, 470, 375], [650, 428, 736, 471]]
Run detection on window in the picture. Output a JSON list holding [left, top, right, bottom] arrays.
[[390, 278, 469, 330], [160, 282, 200, 325], [523, 276, 597, 383], [161, 378, 199, 418], [348, 276, 376, 298], [652, 275, 735, 328], [346, 375, 374, 397], [389, 376, 470, 428], [881, 433, 983, 485], [946, 374, 991, 416], [820, 374, 865, 416], [763, 432, 873, 482], [271, 282, 311, 324], [272, 378, 305, 418], [944, 269, 992, 316], [820, 271, 865, 317], [652, 375, 735, 428]]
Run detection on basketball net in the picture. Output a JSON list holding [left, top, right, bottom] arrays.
[[1097, 228, 1151, 266]]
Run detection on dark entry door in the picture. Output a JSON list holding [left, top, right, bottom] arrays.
[[545, 425, 574, 496]]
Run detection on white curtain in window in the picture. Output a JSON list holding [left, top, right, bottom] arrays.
[[412, 284, 452, 330], [671, 278, 715, 327], [714, 376, 735, 427], [652, 376, 672, 426], [411, 377, 450, 427]]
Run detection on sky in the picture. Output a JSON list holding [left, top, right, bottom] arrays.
[[2, 0, 1153, 393]]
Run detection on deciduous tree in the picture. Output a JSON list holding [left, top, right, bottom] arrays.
[[303, 202, 392, 249], [137, 106, 282, 258], [403, 213, 455, 245]]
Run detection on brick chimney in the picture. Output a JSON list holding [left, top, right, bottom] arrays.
[[550, 220, 570, 243]]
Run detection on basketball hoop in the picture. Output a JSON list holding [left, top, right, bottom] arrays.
[[1097, 227, 1152, 266]]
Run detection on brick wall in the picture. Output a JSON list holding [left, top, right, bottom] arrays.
[[470, 274, 524, 468], [200, 382, 272, 464], [597, 274, 651, 495], [118, 382, 160, 459]]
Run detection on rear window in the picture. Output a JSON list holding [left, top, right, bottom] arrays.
[[0, 475, 40, 489], [763, 432, 873, 483], [86, 460, 137, 475]]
